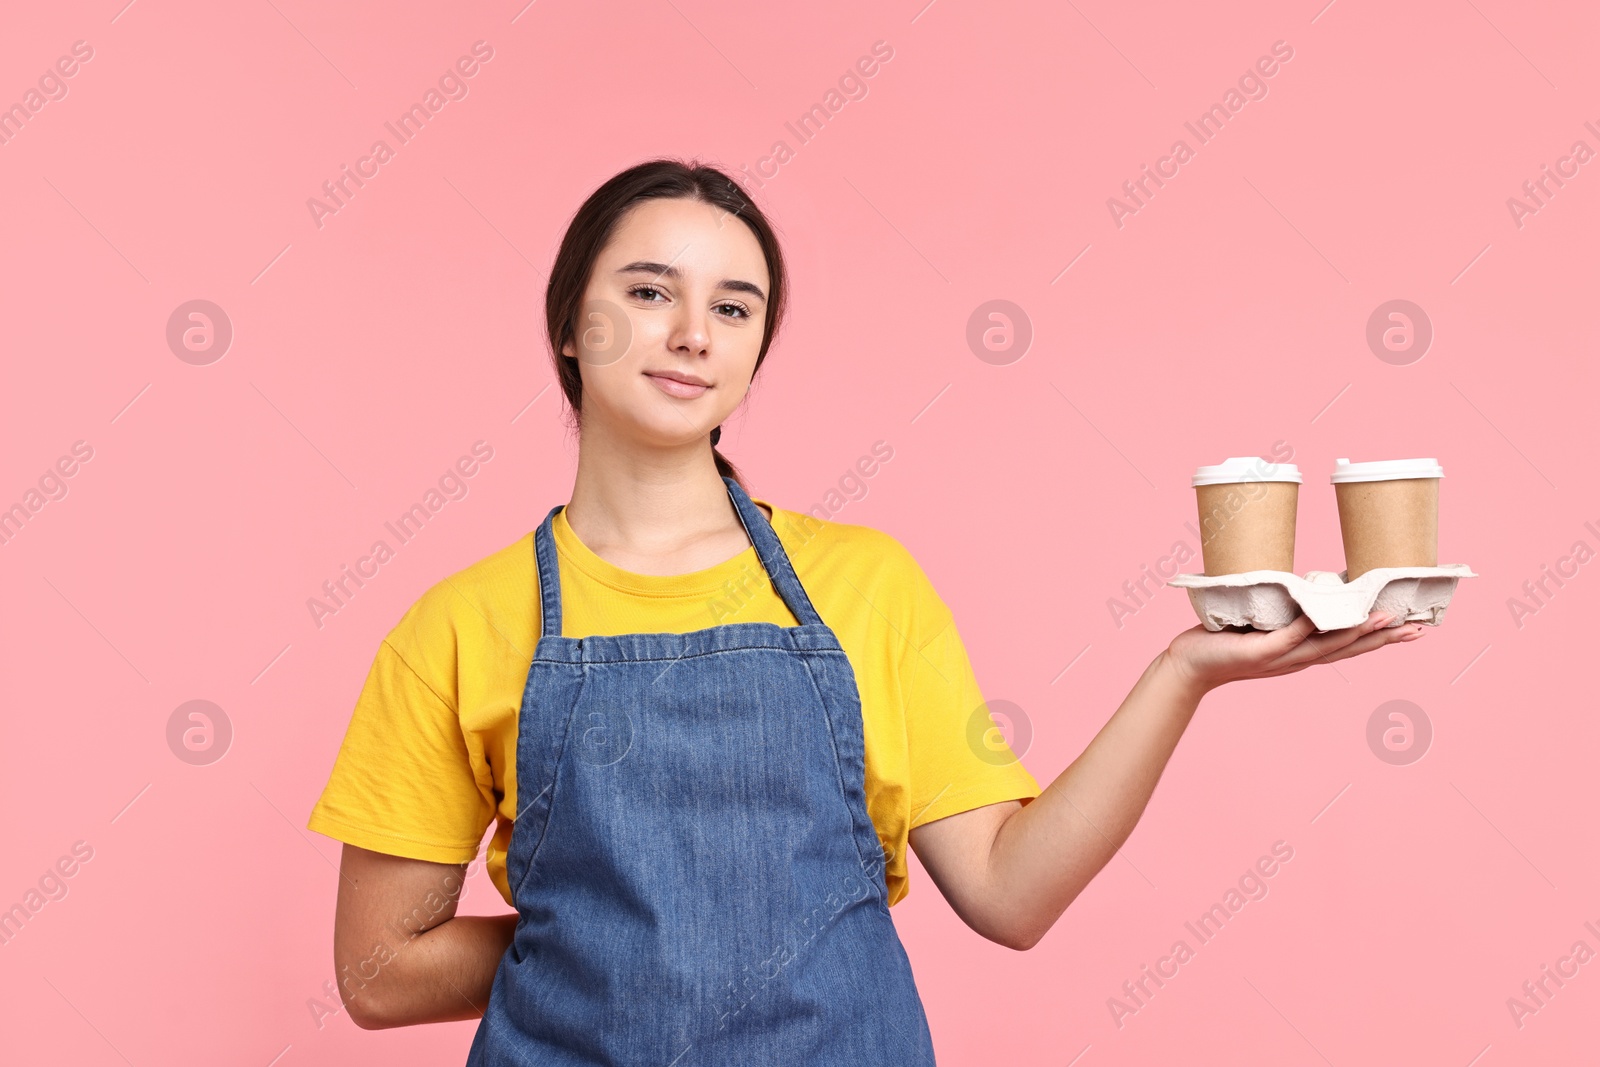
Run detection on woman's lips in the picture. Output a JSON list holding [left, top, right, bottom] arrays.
[[645, 373, 709, 399]]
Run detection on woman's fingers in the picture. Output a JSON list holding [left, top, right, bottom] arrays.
[[1176, 610, 1425, 688], [1311, 621, 1426, 664], [1250, 619, 1424, 677], [1249, 614, 1318, 660], [1263, 611, 1393, 671]]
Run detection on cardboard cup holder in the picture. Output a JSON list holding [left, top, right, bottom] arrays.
[[1167, 565, 1477, 633]]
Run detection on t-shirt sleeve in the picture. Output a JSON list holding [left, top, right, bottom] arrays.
[[306, 636, 493, 864], [902, 599, 1043, 830]]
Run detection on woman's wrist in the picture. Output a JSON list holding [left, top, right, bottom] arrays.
[[1155, 644, 1218, 705]]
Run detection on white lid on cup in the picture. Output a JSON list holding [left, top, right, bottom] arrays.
[[1191, 456, 1303, 487], [1329, 457, 1444, 483]]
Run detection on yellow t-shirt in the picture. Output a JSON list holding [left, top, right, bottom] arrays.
[[307, 493, 1041, 908]]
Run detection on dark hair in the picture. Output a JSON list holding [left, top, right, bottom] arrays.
[[544, 158, 789, 489]]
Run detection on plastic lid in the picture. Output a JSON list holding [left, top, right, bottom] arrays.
[[1329, 457, 1444, 483], [1191, 456, 1303, 487]]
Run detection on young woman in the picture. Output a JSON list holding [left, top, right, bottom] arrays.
[[308, 159, 1424, 1064]]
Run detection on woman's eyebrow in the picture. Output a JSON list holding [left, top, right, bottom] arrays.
[[615, 261, 766, 301]]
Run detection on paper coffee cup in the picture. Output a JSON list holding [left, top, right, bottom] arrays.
[[1192, 457, 1302, 575], [1331, 457, 1443, 580]]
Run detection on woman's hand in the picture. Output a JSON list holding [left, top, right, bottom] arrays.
[[1165, 610, 1425, 695]]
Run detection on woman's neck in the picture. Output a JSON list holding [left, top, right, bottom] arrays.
[[562, 433, 764, 576]]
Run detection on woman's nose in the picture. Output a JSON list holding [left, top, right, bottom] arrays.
[[668, 306, 711, 355]]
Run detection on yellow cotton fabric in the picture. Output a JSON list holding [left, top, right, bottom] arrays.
[[307, 494, 1041, 908]]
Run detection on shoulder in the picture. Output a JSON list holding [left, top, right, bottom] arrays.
[[383, 531, 538, 684], [766, 502, 954, 645]]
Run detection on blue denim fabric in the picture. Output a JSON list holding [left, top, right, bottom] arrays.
[[465, 476, 937, 1065]]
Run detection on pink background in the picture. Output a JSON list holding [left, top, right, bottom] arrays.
[[3, 0, 1596, 1062]]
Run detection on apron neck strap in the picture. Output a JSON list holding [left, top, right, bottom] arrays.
[[722, 475, 824, 628], [534, 503, 566, 638]]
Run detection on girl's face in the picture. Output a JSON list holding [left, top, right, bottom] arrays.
[[563, 196, 770, 450]]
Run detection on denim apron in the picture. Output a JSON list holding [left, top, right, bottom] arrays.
[[465, 476, 939, 1066]]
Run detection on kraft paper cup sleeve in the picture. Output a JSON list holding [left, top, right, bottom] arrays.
[[1192, 457, 1303, 576], [1331, 458, 1442, 580]]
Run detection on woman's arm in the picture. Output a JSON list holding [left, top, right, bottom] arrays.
[[332, 844, 516, 1028], [910, 610, 1424, 950]]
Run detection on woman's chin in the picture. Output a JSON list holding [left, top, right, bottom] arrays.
[[621, 420, 721, 451]]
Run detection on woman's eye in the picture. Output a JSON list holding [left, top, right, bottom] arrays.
[[626, 286, 747, 319]]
